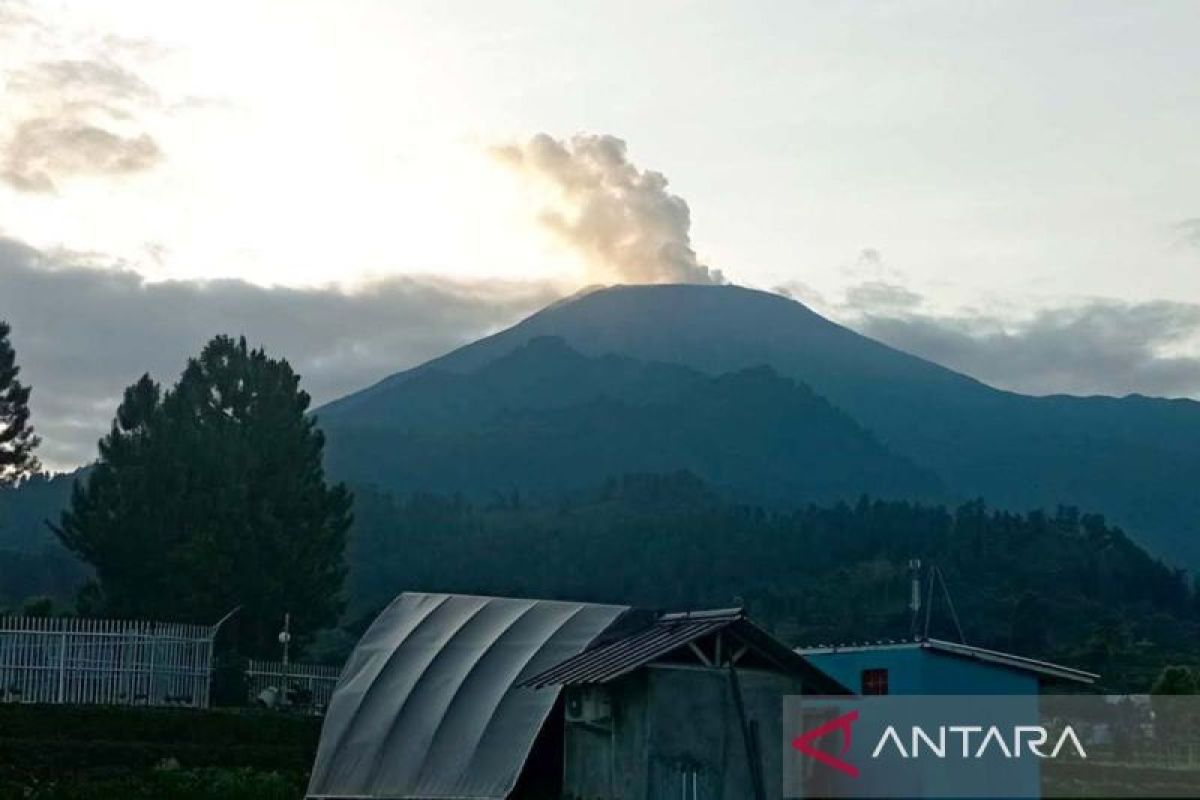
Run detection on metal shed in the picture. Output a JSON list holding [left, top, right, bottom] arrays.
[[306, 592, 629, 800], [524, 608, 848, 800]]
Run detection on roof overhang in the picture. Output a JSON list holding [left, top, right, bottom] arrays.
[[525, 608, 851, 694], [796, 638, 1098, 686]]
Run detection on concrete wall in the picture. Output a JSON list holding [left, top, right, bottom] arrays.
[[563, 664, 801, 800]]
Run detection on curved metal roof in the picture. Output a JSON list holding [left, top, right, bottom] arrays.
[[306, 592, 628, 800]]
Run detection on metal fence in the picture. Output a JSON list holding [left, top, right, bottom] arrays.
[[246, 658, 341, 712], [0, 615, 215, 708]]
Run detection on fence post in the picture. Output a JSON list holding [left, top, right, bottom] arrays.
[[56, 628, 67, 704], [147, 626, 158, 705]]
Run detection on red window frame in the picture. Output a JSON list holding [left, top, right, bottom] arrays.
[[861, 667, 889, 695]]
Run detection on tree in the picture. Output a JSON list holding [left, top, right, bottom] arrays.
[[1150, 665, 1199, 741], [54, 335, 352, 654], [0, 320, 40, 485], [1151, 665, 1198, 695]]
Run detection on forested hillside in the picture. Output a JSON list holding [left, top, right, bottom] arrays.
[[5, 466, 1197, 689], [321, 336, 942, 505], [0, 472, 85, 607], [347, 472, 1198, 690]]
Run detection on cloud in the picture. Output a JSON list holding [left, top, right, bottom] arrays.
[[1178, 218, 1200, 249], [853, 299, 1200, 399], [1, 10, 165, 192], [0, 1, 39, 36], [778, 245, 1200, 400], [3, 118, 162, 191], [0, 238, 560, 470], [9, 58, 158, 106], [844, 281, 923, 312], [492, 133, 723, 285]]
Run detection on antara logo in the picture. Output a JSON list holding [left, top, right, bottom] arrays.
[[871, 724, 1087, 760], [792, 710, 861, 777], [792, 711, 1086, 777]]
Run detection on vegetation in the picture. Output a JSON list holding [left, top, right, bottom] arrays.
[[315, 284, 1200, 571], [0, 704, 316, 800], [1, 768, 306, 800], [0, 319, 39, 486], [347, 471, 1199, 690], [322, 336, 943, 506], [52, 336, 352, 654], [1150, 665, 1199, 695]]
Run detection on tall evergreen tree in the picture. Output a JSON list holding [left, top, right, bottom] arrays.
[[54, 335, 352, 654], [0, 320, 40, 486]]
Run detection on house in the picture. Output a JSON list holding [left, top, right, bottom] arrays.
[[524, 607, 848, 800], [797, 638, 1097, 695], [307, 591, 1095, 800], [306, 593, 845, 800], [794, 639, 1098, 800]]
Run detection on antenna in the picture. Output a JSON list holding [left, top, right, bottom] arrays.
[[907, 558, 922, 637], [919, 565, 967, 644], [934, 566, 967, 644]]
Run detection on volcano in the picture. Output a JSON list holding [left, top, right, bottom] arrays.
[[318, 284, 1200, 567]]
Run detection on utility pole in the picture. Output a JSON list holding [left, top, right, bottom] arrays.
[[279, 613, 291, 706]]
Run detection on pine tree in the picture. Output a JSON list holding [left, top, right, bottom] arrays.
[[54, 335, 352, 654], [0, 320, 40, 486]]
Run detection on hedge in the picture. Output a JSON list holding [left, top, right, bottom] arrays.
[[0, 767, 307, 800], [0, 704, 321, 783]]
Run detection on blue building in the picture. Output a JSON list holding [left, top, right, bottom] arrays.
[[797, 638, 1097, 695], [795, 639, 1097, 799]]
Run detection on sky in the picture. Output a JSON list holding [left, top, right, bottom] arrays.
[[1, 0, 1199, 470]]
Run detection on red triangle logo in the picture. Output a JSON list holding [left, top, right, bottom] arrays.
[[792, 709, 860, 778]]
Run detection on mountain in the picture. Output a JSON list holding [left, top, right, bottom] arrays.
[[0, 472, 88, 607], [320, 335, 942, 505], [319, 284, 1200, 567]]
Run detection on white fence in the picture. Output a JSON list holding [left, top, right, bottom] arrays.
[[246, 658, 340, 712], [0, 616, 215, 708]]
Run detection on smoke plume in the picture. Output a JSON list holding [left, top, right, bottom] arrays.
[[493, 133, 723, 285]]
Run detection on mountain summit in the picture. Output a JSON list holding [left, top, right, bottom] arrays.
[[319, 284, 1200, 567]]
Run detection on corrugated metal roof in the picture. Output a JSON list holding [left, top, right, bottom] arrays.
[[523, 608, 848, 693], [923, 638, 1098, 684], [795, 637, 1098, 685], [306, 592, 629, 800]]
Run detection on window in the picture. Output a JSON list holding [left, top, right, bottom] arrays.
[[861, 668, 889, 695]]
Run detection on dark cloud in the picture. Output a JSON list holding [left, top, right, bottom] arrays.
[[856, 300, 1200, 399], [0, 238, 559, 469], [492, 133, 723, 285]]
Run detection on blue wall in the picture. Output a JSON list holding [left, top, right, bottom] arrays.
[[803, 646, 1040, 695], [802, 647, 1042, 799]]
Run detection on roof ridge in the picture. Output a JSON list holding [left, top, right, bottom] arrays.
[[658, 607, 744, 622]]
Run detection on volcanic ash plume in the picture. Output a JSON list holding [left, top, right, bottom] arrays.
[[492, 133, 723, 286]]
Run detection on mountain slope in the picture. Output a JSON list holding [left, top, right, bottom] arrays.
[[320, 336, 941, 504], [346, 475, 1197, 690], [319, 284, 1200, 567]]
